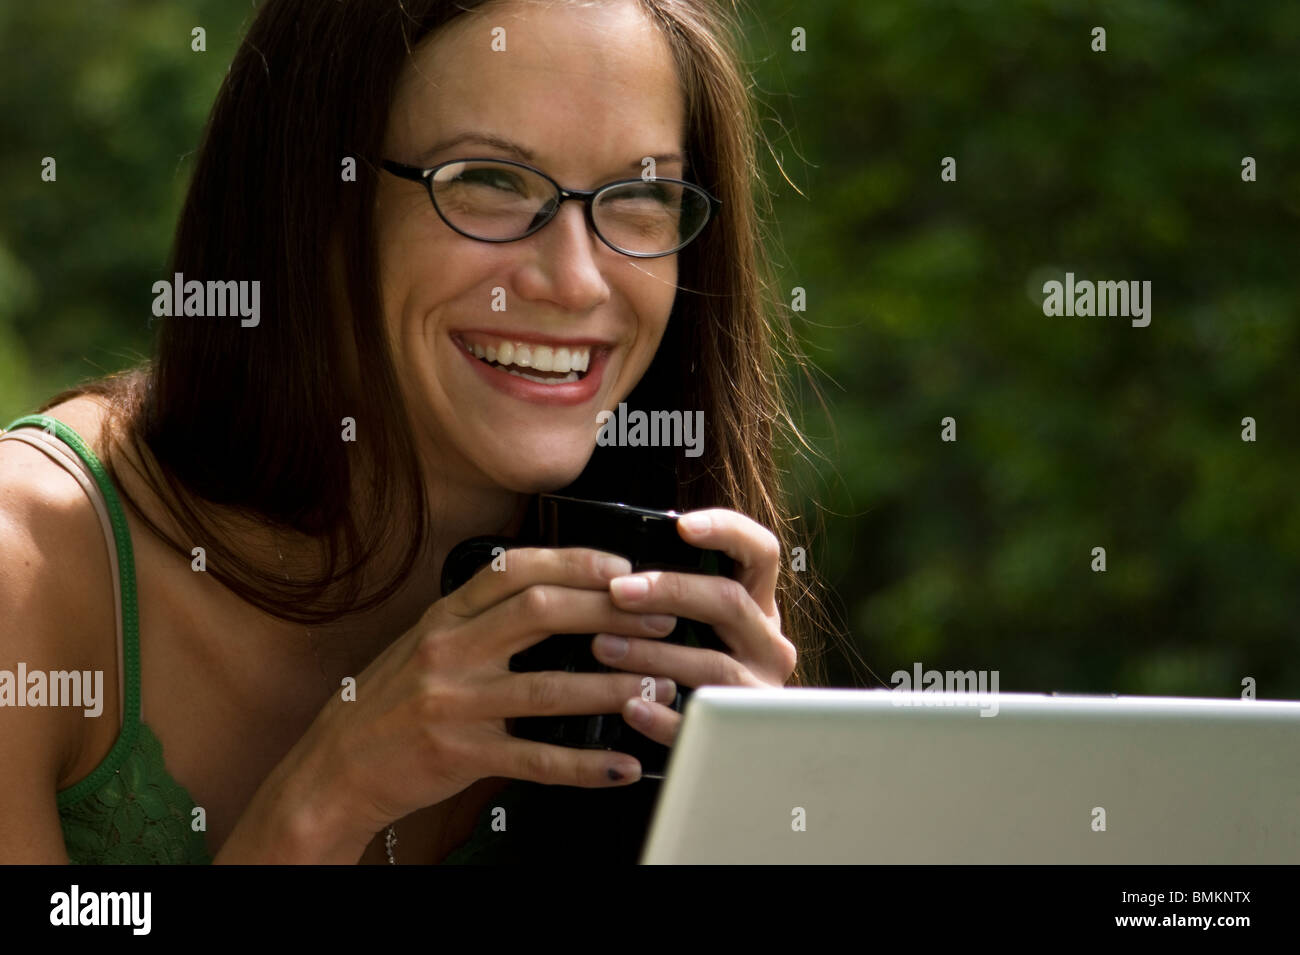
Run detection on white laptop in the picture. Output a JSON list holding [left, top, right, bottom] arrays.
[[639, 687, 1300, 864]]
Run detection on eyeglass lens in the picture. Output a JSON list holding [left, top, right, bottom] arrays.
[[429, 160, 711, 255]]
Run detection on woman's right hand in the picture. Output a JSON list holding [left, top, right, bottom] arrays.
[[217, 547, 677, 863]]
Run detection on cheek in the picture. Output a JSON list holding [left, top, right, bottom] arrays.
[[378, 236, 474, 349], [375, 208, 427, 333], [633, 262, 678, 358], [375, 187, 461, 311]]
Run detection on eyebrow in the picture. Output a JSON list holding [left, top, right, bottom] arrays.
[[413, 131, 688, 175]]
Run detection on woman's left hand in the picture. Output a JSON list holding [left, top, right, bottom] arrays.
[[594, 508, 798, 747]]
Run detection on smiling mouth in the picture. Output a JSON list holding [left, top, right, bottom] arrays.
[[454, 333, 595, 385]]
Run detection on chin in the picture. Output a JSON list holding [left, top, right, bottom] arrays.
[[488, 451, 594, 495]]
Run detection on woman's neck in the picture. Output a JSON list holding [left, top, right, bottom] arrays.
[[109, 403, 533, 668], [317, 476, 532, 659]]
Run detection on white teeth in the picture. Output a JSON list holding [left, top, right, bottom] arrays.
[[506, 367, 580, 385], [459, 336, 593, 377]]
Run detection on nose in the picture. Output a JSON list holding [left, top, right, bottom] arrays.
[[515, 198, 610, 313]]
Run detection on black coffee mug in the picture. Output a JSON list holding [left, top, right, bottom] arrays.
[[439, 493, 734, 778]]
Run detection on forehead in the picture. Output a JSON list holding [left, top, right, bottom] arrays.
[[386, 0, 686, 182]]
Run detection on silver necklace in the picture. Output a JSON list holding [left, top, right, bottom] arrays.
[[276, 544, 399, 864]]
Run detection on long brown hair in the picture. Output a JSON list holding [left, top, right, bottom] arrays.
[[46, 0, 858, 689]]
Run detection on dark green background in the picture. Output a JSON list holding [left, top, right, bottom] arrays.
[[3, 1, 1296, 696]]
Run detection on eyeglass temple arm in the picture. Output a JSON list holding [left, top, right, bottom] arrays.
[[380, 159, 429, 182]]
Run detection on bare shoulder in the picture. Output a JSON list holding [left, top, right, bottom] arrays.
[[0, 395, 121, 791], [0, 395, 120, 587]]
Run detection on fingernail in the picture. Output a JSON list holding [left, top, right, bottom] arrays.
[[608, 762, 641, 782], [642, 614, 676, 634], [598, 556, 633, 579], [593, 633, 628, 660], [626, 699, 651, 725], [611, 575, 650, 600], [652, 677, 676, 703], [678, 512, 711, 534]]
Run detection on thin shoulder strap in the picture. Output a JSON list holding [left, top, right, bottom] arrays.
[[0, 415, 142, 738]]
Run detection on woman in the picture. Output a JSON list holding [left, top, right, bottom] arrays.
[[0, 0, 835, 864]]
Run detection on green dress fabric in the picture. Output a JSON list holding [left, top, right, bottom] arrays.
[[6, 415, 656, 865]]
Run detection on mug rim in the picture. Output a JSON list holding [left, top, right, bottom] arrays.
[[538, 493, 682, 522]]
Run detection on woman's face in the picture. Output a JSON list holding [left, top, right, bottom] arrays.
[[375, 0, 686, 494]]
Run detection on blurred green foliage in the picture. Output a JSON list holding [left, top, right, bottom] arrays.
[[1, 0, 243, 407], [2, 1, 1296, 696]]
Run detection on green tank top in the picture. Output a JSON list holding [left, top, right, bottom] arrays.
[[1, 414, 510, 865]]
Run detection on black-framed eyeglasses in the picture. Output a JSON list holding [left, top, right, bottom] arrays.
[[381, 157, 721, 258]]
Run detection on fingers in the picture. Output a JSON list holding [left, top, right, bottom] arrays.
[[442, 546, 632, 619], [675, 508, 781, 617], [621, 697, 681, 747], [485, 738, 644, 788], [469, 670, 677, 721], [608, 569, 792, 674], [470, 585, 679, 660], [591, 633, 756, 690]]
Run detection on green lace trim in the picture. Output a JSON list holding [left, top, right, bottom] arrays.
[[59, 723, 213, 865]]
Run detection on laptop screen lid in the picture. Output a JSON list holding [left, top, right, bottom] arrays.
[[640, 687, 1300, 864]]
